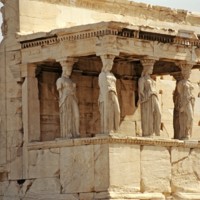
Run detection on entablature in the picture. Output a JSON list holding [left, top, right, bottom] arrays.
[[19, 22, 200, 49], [17, 22, 200, 79]]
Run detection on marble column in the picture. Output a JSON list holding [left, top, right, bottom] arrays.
[[172, 72, 182, 139], [56, 58, 80, 138], [22, 64, 40, 143], [175, 63, 195, 140], [138, 59, 161, 137], [98, 54, 120, 134], [21, 63, 40, 178]]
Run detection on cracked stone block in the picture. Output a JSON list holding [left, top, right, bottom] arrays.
[[28, 148, 60, 179], [80, 192, 94, 200], [9, 147, 23, 180], [94, 144, 109, 192], [60, 145, 94, 193], [109, 144, 140, 191], [25, 178, 61, 198], [171, 147, 200, 192], [141, 146, 171, 193], [0, 181, 9, 196], [3, 181, 20, 200]]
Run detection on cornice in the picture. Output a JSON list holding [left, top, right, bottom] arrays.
[[20, 22, 200, 49], [27, 135, 200, 151]]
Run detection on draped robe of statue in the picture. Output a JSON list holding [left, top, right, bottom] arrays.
[[98, 71, 120, 134], [56, 76, 80, 138], [138, 75, 161, 136], [177, 79, 195, 139]]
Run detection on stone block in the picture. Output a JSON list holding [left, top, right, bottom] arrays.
[[7, 131, 23, 148], [6, 113, 23, 132], [160, 120, 174, 139], [28, 148, 60, 179], [190, 69, 200, 83], [60, 145, 94, 193], [173, 192, 200, 200], [0, 181, 9, 196], [8, 147, 23, 180], [72, 75, 93, 88], [77, 87, 93, 104], [25, 178, 61, 196], [6, 82, 22, 99], [92, 88, 99, 101], [141, 146, 171, 193], [19, 179, 33, 198], [25, 193, 79, 200], [118, 120, 136, 136], [109, 144, 140, 191], [0, 171, 8, 182], [0, 85, 6, 102], [3, 181, 20, 200], [79, 192, 94, 200], [0, 148, 6, 166], [0, 100, 6, 117], [94, 144, 109, 191], [94, 191, 110, 199], [171, 147, 200, 193], [0, 120, 7, 141], [192, 126, 200, 140], [194, 98, 200, 119], [7, 98, 21, 115], [92, 77, 99, 89], [40, 100, 59, 115], [40, 114, 60, 141]]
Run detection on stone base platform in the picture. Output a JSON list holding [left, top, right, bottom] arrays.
[[1, 135, 200, 199]]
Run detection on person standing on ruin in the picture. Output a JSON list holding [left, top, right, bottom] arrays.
[[138, 64, 161, 137], [98, 55, 120, 134], [177, 68, 195, 139], [56, 65, 80, 138]]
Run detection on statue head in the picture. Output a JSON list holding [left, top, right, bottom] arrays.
[[60, 60, 74, 77], [100, 55, 115, 72], [62, 66, 73, 77], [181, 68, 191, 80], [140, 59, 155, 77], [141, 65, 154, 76]]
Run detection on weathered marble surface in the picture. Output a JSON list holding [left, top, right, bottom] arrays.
[[28, 148, 60, 179], [1, 0, 200, 199], [141, 146, 171, 193], [0, 137, 200, 199]]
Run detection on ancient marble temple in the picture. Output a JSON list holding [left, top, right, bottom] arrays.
[[0, 0, 200, 199]]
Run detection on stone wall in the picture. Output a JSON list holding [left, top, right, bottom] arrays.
[[18, 0, 200, 35]]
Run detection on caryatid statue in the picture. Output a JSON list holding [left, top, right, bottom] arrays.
[[177, 64, 195, 140], [138, 59, 161, 137], [172, 73, 183, 139], [56, 59, 80, 138], [98, 55, 120, 134]]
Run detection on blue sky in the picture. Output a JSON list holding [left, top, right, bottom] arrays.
[[0, 1, 200, 41]]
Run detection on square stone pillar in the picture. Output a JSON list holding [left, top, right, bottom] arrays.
[[21, 63, 40, 178]]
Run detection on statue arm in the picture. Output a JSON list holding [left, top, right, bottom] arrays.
[[56, 79, 62, 90], [138, 78, 145, 102], [177, 81, 185, 112], [56, 79, 63, 98]]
